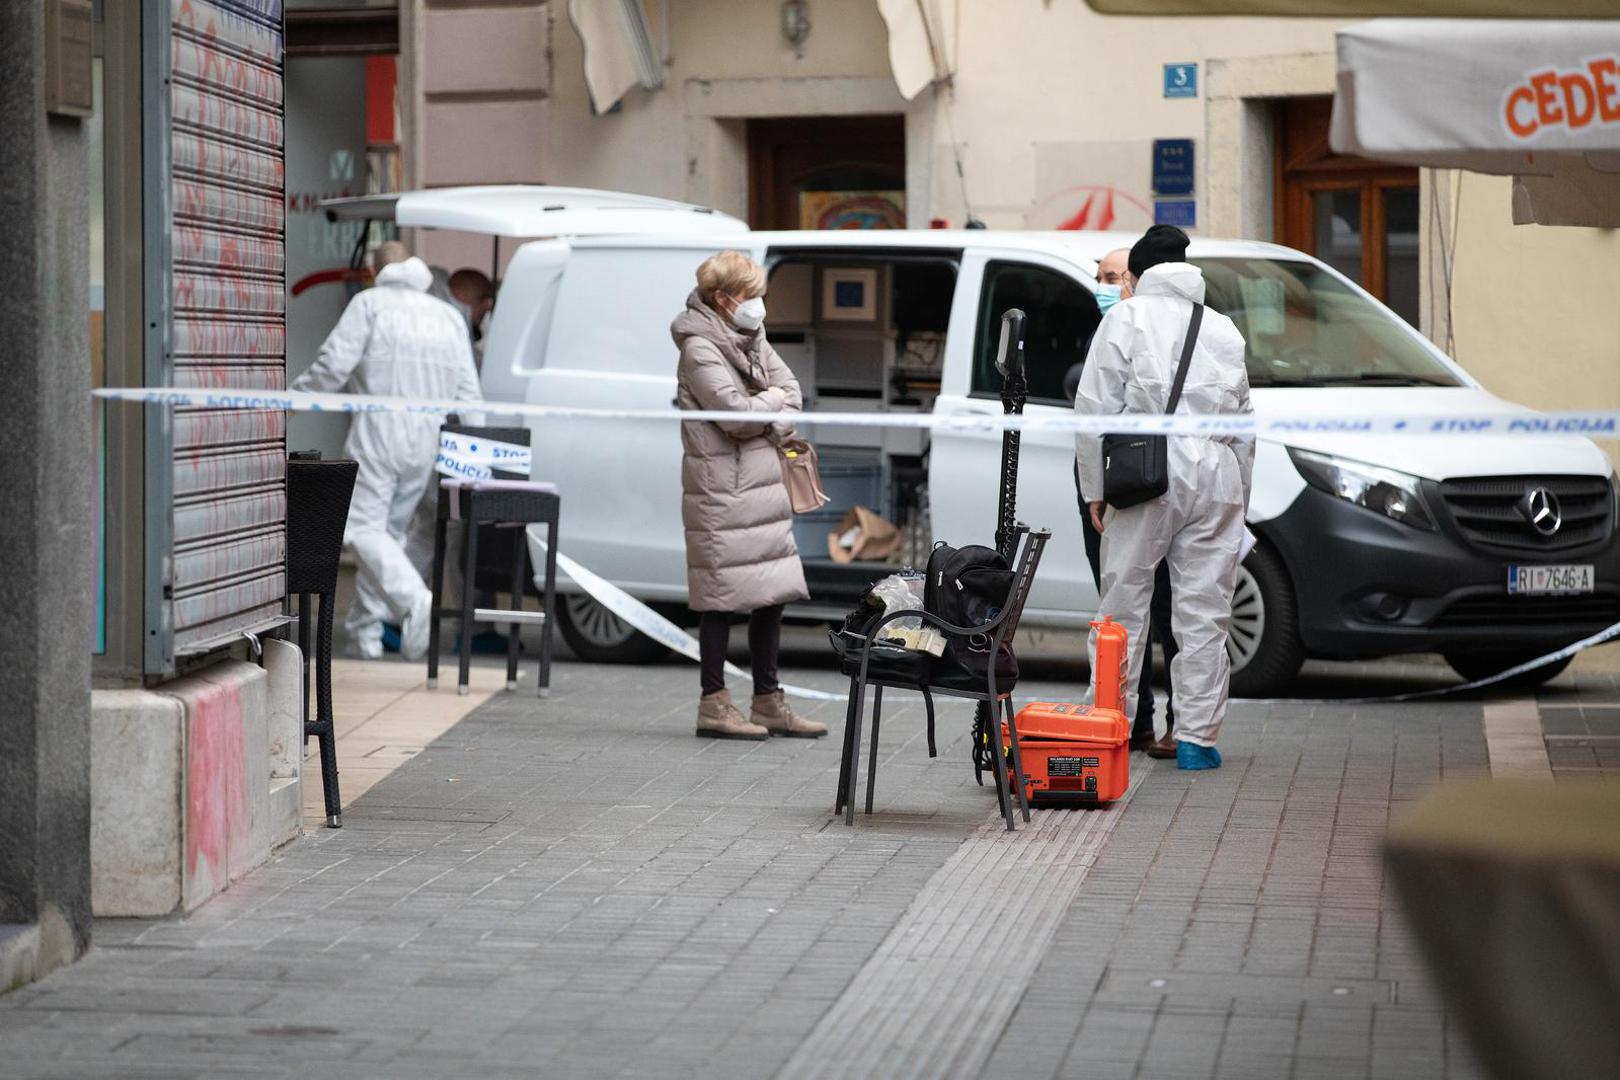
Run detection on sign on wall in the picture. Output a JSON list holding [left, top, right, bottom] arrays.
[[1163, 63, 1198, 99], [1154, 199, 1197, 228], [1152, 139, 1195, 196]]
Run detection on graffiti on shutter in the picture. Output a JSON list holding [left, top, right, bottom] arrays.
[[169, 0, 287, 652]]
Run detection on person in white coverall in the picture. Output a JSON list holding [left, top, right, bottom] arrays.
[[1074, 225, 1254, 770], [292, 243, 483, 661]]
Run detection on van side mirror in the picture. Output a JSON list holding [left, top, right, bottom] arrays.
[[995, 308, 1026, 381]]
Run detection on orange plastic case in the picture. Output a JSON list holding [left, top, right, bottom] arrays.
[[1001, 619, 1130, 806]]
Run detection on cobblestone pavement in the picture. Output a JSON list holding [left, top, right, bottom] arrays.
[[5, 641, 1602, 1079]]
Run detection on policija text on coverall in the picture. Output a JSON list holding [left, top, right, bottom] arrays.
[[292, 248, 483, 661], [1075, 226, 1255, 771]]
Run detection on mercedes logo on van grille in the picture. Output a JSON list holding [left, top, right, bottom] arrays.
[[1522, 487, 1562, 536]]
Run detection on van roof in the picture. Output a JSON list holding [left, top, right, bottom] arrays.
[[320, 184, 1303, 265], [322, 185, 748, 238], [568, 227, 1308, 271]]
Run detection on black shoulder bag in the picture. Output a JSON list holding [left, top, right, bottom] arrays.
[[1101, 303, 1204, 510]]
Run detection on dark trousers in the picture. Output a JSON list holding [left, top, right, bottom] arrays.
[[699, 605, 785, 697], [1076, 464, 1177, 739]]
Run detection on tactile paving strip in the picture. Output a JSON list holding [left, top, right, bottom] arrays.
[[780, 767, 1148, 1080]]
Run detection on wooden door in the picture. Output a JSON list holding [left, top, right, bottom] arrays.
[[747, 115, 906, 231], [1277, 97, 1420, 325]]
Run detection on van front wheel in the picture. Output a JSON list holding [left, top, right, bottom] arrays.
[[1227, 544, 1305, 699], [556, 594, 668, 663]]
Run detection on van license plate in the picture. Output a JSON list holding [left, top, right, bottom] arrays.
[[1507, 565, 1594, 595]]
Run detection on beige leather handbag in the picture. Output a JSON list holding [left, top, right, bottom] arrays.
[[778, 438, 830, 513]]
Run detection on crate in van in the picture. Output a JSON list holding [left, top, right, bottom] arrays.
[[816, 448, 884, 510], [794, 448, 883, 563]]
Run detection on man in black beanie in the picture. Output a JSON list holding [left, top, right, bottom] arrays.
[[1128, 224, 1191, 282]]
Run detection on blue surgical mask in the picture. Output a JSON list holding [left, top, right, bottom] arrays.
[[1095, 283, 1123, 314]]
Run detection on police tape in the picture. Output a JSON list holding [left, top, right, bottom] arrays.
[[534, 528, 1618, 707], [91, 386, 1620, 439], [104, 385, 1620, 704], [523, 532, 847, 703], [436, 431, 531, 482], [1238, 617, 1620, 706]]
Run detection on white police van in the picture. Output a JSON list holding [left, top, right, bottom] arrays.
[[328, 186, 1619, 695]]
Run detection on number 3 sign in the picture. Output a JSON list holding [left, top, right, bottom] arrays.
[[1164, 63, 1198, 99]]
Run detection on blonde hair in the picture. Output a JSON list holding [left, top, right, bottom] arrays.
[[695, 250, 766, 305]]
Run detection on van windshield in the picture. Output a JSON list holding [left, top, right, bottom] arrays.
[[1193, 257, 1462, 388]]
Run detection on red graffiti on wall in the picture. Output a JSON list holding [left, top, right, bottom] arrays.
[[1049, 185, 1152, 231], [185, 675, 249, 894], [1027, 184, 1154, 233]]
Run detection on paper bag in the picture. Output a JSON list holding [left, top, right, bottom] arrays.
[[828, 505, 901, 564]]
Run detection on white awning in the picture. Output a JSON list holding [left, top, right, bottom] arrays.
[[877, 0, 955, 100], [322, 186, 748, 238], [1331, 19, 1620, 226], [568, 0, 664, 114]]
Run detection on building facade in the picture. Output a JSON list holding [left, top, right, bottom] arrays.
[[390, 0, 1616, 454]]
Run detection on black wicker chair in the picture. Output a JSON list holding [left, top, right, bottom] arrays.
[[428, 424, 559, 697], [285, 454, 359, 829], [835, 528, 1050, 832]]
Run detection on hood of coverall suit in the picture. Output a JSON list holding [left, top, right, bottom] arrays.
[[342, 256, 480, 472]]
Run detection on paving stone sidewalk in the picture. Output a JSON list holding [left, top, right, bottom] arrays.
[[0, 653, 1518, 1079], [1535, 670, 1620, 779]]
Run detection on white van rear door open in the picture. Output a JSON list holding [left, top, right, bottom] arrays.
[[480, 239, 570, 404]]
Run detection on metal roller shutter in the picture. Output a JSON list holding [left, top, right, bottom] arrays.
[[167, 0, 288, 656]]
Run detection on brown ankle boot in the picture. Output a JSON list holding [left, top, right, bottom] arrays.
[[696, 690, 769, 740], [751, 691, 827, 738]]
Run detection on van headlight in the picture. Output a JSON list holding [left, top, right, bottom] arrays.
[[1288, 448, 1436, 531]]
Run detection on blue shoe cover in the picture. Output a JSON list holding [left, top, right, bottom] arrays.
[[1176, 742, 1222, 770], [380, 623, 402, 652]]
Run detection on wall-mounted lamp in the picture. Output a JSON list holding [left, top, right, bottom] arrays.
[[782, 1, 811, 56]]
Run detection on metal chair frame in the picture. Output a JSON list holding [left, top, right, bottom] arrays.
[[426, 425, 559, 697], [836, 528, 1050, 832], [286, 455, 358, 829]]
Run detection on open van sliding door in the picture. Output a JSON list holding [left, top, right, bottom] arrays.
[[929, 250, 1099, 626]]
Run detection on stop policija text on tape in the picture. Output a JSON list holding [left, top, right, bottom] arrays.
[[91, 387, 1620, 439]]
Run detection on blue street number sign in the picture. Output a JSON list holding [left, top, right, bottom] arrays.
[[1155, 199, 1197, 229], [1152, 139, 1195, 197], [1164, 63, 1197, 99]]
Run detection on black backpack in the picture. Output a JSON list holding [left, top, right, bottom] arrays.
[[924, 542, 1019, 681]]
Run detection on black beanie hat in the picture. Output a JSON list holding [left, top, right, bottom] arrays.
[[1128, 224, 1190, 280]]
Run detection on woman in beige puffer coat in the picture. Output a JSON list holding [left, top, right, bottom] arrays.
[[674, 251, 825, 741]]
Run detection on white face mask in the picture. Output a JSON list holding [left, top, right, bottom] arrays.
[[730, 296, 766, 331]]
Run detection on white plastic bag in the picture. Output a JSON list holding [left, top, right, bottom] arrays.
[[869, 573, 945, 657]]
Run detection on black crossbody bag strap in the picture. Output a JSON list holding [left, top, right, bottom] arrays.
[[1164, 303, 1204, 416]]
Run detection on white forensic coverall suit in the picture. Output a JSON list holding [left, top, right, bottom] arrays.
[[292, 257, 483, 655], [1074, 262, 1255, 748]]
